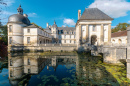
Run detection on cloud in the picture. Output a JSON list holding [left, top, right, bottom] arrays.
[[0, 0, 15, 7], [89, 0, 130, 18], [63, 18, 76, 26], [27, 13, 37, 17], [128, 21, 130, 23]]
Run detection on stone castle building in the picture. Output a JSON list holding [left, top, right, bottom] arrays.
[[7, 5, 113, 47]]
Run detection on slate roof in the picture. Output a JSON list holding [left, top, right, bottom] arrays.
[[25, 24, 38, 28], [111, 30, 127, 38], [79, 8, 113, 20], [44, 28, 51, 33], [58, 27, 76, 31]]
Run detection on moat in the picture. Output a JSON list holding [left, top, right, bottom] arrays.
[[0, 52, 130, 86]]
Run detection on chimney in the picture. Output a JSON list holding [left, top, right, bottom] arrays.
[[46, 23, 49, 27], [24, 14, 28, 18], [78, 10, 81, 20]]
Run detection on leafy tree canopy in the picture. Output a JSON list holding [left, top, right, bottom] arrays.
[[112, 23, 130, 33], [0, 22, 7, 45]]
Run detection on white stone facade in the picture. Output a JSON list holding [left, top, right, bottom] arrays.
[[8, 6, 113, 47]]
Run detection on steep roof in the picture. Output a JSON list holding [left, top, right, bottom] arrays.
[[58, 27, 75, 31], [79, 8, 113, 20], [111, 30, 127, 38], [25, 24, 38, 28]]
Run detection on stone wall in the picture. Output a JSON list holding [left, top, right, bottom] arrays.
[[102, 46, 127, 64], [8, 44, 77, 52]]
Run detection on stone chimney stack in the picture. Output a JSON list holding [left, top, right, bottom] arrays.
[[78, 10, 81, 20], [46, 23, 49, 27], [24, 14, 28, 18]]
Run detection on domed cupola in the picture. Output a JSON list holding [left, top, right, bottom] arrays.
[[17, 5, 23, 15], [8, 5, 30, 25], [52, 20, 57, 28]]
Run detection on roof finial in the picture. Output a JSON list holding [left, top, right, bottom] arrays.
[[54, 20, 56, 24], [19, 4, 21, 7]]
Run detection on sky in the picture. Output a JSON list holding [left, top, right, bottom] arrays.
[[1, 0, 130, 28]]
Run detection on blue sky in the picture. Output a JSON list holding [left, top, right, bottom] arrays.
[[1, 0, 130, 28]]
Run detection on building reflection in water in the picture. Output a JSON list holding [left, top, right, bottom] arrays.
[[8, 53, 77, 86], [8, 53, 120, 86]]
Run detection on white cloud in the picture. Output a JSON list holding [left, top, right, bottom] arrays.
[[128, 21, 130, 23], [63, 18, 76, 26], [89, 0, 130, 18], [28, 13, 37, 17], [0, 0, 15, 7]]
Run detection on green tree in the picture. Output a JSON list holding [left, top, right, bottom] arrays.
[[112, 23, 130, 33], [0, 23, 8, 45]]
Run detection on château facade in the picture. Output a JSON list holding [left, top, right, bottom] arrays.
[[7, 5, 113, 47]]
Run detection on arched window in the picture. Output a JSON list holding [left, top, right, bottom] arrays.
[[112, 39, 115, 43], [118, 39, 122, 44]]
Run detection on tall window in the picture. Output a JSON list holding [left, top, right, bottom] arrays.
[[59, 40, 61, 43], [28, 59, 30, 65], [70, 40, 71, 43], [70, 35, 71, 39], [67, 32, 69, 34], [74, 35, 76, 38], [27, 37, 30, 44], [64, 35, 66, 39], [10, 59, 12, 66], [9, 37, 12, 44], [74, 41, 76, 44], [59, 35, 61, 39], [72, 32, 73, 34], [28, 69, 31, 73], [74, 32, 76, 34], [93, 25, 96, 31], [27, 29, 30, 33], [64, 40, 66, 43], [10, 71, 13, 77], [9, 25, 12, 32]]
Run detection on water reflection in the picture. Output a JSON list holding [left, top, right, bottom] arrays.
[[8, 53, 77, 86], [0, 52, 128, 85]]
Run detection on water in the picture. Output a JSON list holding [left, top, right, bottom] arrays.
[[0, 52, 130, 86]]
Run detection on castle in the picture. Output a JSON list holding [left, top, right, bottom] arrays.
[[7, 5, 113, 47]]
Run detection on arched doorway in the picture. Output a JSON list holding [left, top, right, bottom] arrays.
[[91, 35, 97, 45]]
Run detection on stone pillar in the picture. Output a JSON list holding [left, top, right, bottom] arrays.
[[79, 25, 82, 44], [86, 25, 89, 42], [100, 24, 104, 45], [127, 27, 130, 79], [108, 24, 111, 43]]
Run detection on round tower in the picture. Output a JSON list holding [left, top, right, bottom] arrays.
[[7, 5, 30, 46]]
